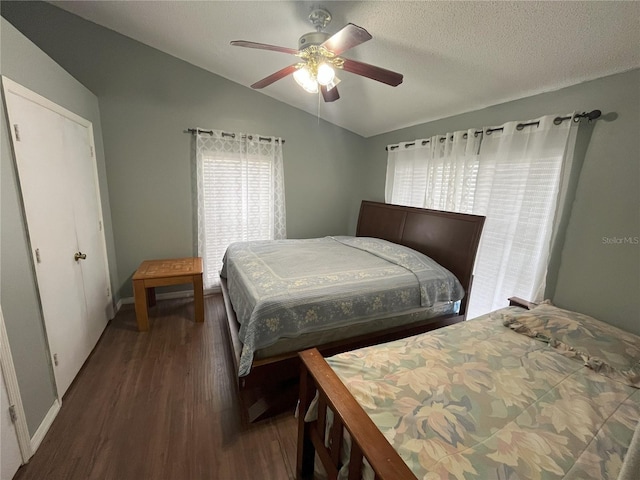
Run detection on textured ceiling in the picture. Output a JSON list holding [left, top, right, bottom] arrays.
[[50, 1, 640, 138]]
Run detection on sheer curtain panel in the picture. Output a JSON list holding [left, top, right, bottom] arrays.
[[424, 129, 482, 213], [195, 130, 286, 289], [385, 114, 578, 318], [469, 115, 577, 317], [385, 140, 430, 207]]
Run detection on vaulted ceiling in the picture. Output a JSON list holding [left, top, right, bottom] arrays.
[[50, 1, 640, 137]]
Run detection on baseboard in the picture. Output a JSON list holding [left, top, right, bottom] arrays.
[[119, 287, 220, 305], [30, 398, 61, 453]]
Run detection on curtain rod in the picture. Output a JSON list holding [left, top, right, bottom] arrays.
[[186, 128, 285, 144], [385, 110, 601, 151]]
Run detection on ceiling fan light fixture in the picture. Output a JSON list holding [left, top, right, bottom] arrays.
[[316, 63, 335, 86], [293, 66, 319, 93], [233, 9, 403, 100]]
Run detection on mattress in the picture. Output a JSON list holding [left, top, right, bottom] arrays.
[[317, 305, 640, 479], [254, 300, 457, 360], [220, 236, 463, 376]]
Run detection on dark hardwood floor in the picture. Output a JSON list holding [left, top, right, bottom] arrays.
[[14, 294, 298, 480]]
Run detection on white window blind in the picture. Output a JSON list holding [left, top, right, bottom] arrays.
[[196, 131, 286, 288], [385, 115, 578, 318]]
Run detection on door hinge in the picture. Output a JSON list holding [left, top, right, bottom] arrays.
[[9, 405, 17, 423], [107, 287, 111, 297], [53, 353, 59, 366], [99, 220, 103, 231], [35, 248, 41, 263], [90, 146, 94, 157], [13, 124, 20, 141]]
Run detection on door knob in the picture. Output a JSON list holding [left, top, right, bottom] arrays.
[[74, 252, 87, 261]]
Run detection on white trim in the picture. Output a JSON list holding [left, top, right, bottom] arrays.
[[83, 106, 114, 321], [29, 398, 60, 453], [0, 305, 33, 462], [2, 76, 91, 128], [119, 287, 220, 305], [115, 298, 123, 314]]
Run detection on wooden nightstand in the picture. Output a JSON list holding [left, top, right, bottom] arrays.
[[508, 297, 537, 310]]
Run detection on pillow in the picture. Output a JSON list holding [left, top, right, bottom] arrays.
[[503, 302, 640, 388]]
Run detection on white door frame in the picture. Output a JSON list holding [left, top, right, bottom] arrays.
[[0, 304, 32, 463]]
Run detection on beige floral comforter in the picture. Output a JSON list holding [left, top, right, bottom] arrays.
[[326, 307, 640, 479]]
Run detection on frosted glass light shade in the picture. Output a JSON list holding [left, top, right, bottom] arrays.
[[293, 67, 319, 93], [316, 63, 335, 86]]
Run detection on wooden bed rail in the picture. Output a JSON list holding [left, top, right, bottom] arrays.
[[297, 348, 417, 480]]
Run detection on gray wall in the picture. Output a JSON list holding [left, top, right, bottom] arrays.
[[362, 69, 640, 335], [1, 1, 368, 299], [0, 18, 119, 434]]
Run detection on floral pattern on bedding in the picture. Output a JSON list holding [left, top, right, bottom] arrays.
[[326, 307, 640, 480], [503, 303, 640, 388], [220, 236, 462, 376]]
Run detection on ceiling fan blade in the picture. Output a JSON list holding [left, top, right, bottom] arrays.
[[251, 64, 298, 89], [341, 58, 403, 86], [231, 40, 299, 56], [321, 85, 340, 102], [321, 23, 372, 55]]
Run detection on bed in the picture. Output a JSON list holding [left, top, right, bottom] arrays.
[[297, 299, 640, 480], [220, 201, 485, 421]]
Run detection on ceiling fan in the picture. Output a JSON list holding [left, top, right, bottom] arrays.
[[231, 8, 403, 102]]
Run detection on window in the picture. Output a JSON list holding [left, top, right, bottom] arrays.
[[385, 115, 578, 317], [196, 131, 286, 288]]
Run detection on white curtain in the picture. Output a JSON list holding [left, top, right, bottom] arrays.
[[385, 140, 430, 207], [424, 129, 482, 213], [195, 130, 286, 289], [385, 114, 578, 318]]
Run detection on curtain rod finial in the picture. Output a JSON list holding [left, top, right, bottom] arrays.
[[587, 110, 602, 121]]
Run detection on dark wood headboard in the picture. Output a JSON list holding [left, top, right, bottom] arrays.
[[356, 201, 485, 316]]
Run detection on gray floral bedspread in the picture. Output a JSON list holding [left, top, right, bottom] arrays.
[[327, 307, 640, 479], [220, 236, 463, 376]]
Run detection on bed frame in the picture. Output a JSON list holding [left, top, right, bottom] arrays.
[[220, 200, 485, 421], [296, 298, 533, 479]]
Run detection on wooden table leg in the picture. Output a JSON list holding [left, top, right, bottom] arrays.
[[133, 279, 149, 332], [146, 287, 156, 307], [193, 273, 204, 323]]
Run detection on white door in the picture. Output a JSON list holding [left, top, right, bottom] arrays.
[[64, 119, 111, 340], [2, 77, 112, 398], [1, 370, 22, 480]]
